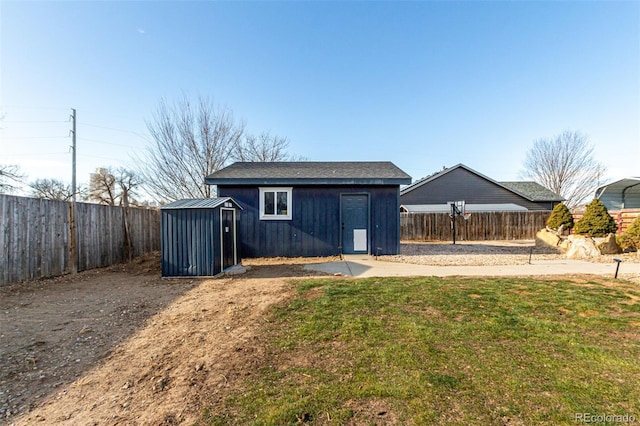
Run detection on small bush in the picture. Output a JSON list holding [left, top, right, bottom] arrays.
[[546, 203, 574, 230], [573, 199, 617, 237], [618, 216, 640, 251]]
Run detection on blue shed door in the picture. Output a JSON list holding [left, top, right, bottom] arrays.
[[341, 194, 369, 254], [221, 208, 236, 270]]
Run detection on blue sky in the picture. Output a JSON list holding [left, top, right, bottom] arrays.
[[1, 0, 638, 198]]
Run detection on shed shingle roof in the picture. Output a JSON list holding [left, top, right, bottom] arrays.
[[205, 162, 412, 185]]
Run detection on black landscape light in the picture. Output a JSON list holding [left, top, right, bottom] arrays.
[[613, 258, 622, 279]]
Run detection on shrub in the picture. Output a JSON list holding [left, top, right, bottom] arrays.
[[573, 199, 617, 237], [618, 216, 640, 251], [546, 203, 574, 230]]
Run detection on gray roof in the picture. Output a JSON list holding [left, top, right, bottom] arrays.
[[500, 181, 564, 202], [205, 161, 412, 186], [161, 197, 242, 210]]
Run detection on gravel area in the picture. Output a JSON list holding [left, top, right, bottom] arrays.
[[380, 241, 640, 266]]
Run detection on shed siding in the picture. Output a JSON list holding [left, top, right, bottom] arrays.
[[161, 208, 222, 276], [218, 185, 401, 257], [401, 167, 552, 210]]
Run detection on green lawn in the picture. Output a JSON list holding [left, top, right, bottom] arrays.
[[203, 276, 640, 425]]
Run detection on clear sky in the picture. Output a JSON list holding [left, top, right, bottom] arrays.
[[1, 0, 638, 199]]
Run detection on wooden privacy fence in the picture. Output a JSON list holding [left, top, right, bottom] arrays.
[[572, 209, 640, 235], [0, 194, 160, 286], [401, 211, 551, 241]]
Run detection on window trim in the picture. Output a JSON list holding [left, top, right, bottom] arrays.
[[259, 187, 293, 220]]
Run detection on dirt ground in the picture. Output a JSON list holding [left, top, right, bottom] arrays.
[[0, 253, 330, 425], [1, 244, 638, 425]]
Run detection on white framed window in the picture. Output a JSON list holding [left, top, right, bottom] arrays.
[[259, 187, 292, 220]]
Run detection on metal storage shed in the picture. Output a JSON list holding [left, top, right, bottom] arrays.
[[161, 198, 242, 277]]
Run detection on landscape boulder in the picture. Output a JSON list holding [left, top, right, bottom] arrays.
[[565, 235, 601, 259], [596, 233, 621, 255], [558, 239, 572, 253], [535, 228, 561, 249]]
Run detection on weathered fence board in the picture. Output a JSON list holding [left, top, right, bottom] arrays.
[[571, 208, 640, 234], [402, 209, 640, 241], [0, 194, 160, 286], [401, 211, 550, 241]]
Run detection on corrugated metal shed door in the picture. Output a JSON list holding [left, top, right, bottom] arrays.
[[221, 209, 235, 269]]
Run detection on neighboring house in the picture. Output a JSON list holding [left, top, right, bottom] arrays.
[[205, 162, 412, 257], [595, 177, 640, 210], [400, 164, 563, 213]]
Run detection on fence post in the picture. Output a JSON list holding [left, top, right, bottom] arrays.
[[68, 201, 78, 274]]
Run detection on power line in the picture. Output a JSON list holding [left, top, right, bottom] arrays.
[[2, 120, 69, 124], [78, 153, 131, 162], [78, 137, 142, 148], [1, 136, 69, 139], [78, 122, 150, 138], [0, 105, 70, 111], [4, 152, 69, 157]]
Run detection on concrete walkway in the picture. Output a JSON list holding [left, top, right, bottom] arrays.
[[304, 255, 640, 279]]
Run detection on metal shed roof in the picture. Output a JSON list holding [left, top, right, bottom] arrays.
[[205, 161, 412, 186], [161, 197, 242, 210], [595, 177, 640, 210]]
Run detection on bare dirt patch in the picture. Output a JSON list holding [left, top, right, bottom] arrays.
[[1, 254, 329, 425]]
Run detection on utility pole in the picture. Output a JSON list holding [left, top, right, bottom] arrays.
[[71, 108, 77, 201], [69, 108, 78, 273]]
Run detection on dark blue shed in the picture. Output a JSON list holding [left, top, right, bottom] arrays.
[[205, 162, 412, 258], [161, 198, 242, 277]]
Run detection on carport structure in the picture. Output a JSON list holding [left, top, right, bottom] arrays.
[[596, 177, 640, 210]]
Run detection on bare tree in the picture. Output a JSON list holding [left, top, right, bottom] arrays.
[[114, 168, 142, 261], [0, 164, 25, 194], [521, 130, 605, 209], [234, 132, 292, 162], [88, 168, 118, 205], [88, 167, 141, 206], [30, 178, 86, 201], [137, 95, 244, 201], [115, 168, 142, 207]]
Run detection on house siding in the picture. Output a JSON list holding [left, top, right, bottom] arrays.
[[218, 185, 401, 257], [401, 167, 553, 210]]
